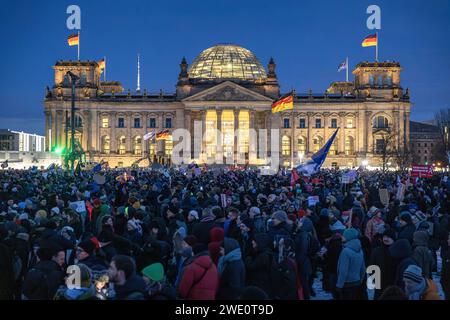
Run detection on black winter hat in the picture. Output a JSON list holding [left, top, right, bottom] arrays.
[[78, 239, 96, 256]]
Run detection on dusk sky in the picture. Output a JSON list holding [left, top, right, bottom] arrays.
[[1, 0, 449, 135]]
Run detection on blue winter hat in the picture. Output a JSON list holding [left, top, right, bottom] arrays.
[[320, 208, 329, 217], [343, 228, 359, 242]]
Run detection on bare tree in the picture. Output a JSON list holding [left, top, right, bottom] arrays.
[[434, 108, 450, 166], [393, 146, 413, 172], [372, 129, 398, 172]]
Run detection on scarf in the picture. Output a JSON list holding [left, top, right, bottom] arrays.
[[217, 248, 242, 275]]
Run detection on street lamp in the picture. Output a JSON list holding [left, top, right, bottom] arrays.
[[298, 152, 304, 164], [362, 159, 369, 167]]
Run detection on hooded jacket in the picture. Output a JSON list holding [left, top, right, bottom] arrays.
[[411, 231, 435, 279], [389, 239, 418, 290], [244, 233, 272, 296], [336, 238, 366, 289], [216, 238, 245, 300], [179, 253, 219, 300]]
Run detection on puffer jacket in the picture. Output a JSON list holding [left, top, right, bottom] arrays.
[[336, 238, 366, 289]]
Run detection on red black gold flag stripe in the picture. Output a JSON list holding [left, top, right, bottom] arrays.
[[68, 34, 79, 46], [156, 129, 171, 140], [362, 34, 377, 47], [271, 94, 294, 113]]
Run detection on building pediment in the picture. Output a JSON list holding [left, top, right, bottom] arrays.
[[182, 81, 273, 102]]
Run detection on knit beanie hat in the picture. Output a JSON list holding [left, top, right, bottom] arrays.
[[403, 265, 424, 285], [78, 239, 96, 256], [210, 227, 225, 243], [272, 210, 288, 223], [343, 228, 359, 242], [142, 263, 164, 282]]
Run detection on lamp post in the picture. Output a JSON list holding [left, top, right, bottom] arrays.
[[362, 159, 369, 170]]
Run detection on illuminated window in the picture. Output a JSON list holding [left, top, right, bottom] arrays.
[[222, 110, 234, 158], [297, 136, 306, 155], [238, 110, 249, 155], [345, 136, 354, 155], [346, 118, 354, 128], [282, 136, 291, 156], [149, 142, 156, 156], [165, 137, 173, 156], [118, 136, 126, 154], [102, 117, 109, 128], [205, 110, 217, 158], [329, 138, 338, 155], [133, 136, 142, 155], [313, 136, 323, 153], [102, 136, 110, 154], [369, 74, 375, 86]]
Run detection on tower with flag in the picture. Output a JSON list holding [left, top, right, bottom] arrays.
[[362, 33, 379, 61]]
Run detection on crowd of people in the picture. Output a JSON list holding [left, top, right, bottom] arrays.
[[0, 164, 449, 300]]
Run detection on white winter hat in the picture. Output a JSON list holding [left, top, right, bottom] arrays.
[[51, 207, 60, 215], [188, 210, 199, 220]]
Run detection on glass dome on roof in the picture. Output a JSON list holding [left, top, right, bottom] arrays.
[[188, 44, 267, 81]]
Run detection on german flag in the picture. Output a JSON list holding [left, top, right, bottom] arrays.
[[362, 34, 377, 47], [98, 58, 105, 70], [272, 93, 294, 113], [67, 33, 79, 46], [156, 129, 170, 140]]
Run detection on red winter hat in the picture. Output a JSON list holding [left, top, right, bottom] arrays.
[[288, 214, 297, 223], [208, 241, 222, 265], [210, 227, 225, 243], [298, 209, 306, 219], [93, 198, 101, 207]]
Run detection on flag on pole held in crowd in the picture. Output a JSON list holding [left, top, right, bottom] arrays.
[[271, 93, 294, 113], [362, 34, 377, 47], [67, 33, 79, 46], [143, 131, 156, 141], [296, 128, 339, 176]]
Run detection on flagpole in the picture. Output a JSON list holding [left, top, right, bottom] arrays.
[[346, 57, 349, 82], [77, 31, 80, 61], [375, 32, 378, 62]]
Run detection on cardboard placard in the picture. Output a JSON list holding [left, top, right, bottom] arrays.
[[93, 173, 106, 185], [307, 196, 319, 207], [71, 200, 86, 213]]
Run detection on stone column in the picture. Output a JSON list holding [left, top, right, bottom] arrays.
[[44, 111, 51, 151], [82, 110, 90, 153], [338, 112, 346, 154], [366, 111, 373, 154], [158, 113, 164, 156], [142, 112, 148, 153], [185, 110, 192, 161], [89, 109, 98, 152], [265, 111, 272, 159], [126, 112, 132, 154], [216, 108, 223, 162], [233, 109, 240, 159], [110, 112, 117, 154], [358, 109, 366, 154], [307, 112, 314, 154], [51, 109, 57, 150], [404, 110, 410, 150], [249, 109, 256, 163]]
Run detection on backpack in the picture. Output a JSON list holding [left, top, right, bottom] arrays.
[[269, 255, 298, 300], [307, 233, 320, 257]]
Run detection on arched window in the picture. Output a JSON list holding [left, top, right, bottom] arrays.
[[133, 136, 142, 155], [297, 136, 306, 155], [345, 136, 355, 155], [118, 136, 126, 155], [282, 136, 291, 156], [373, 116, 389, 129], [68, 115, 83, 128], [313, 136, 323, 153], [102, 136, 110, 154]]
